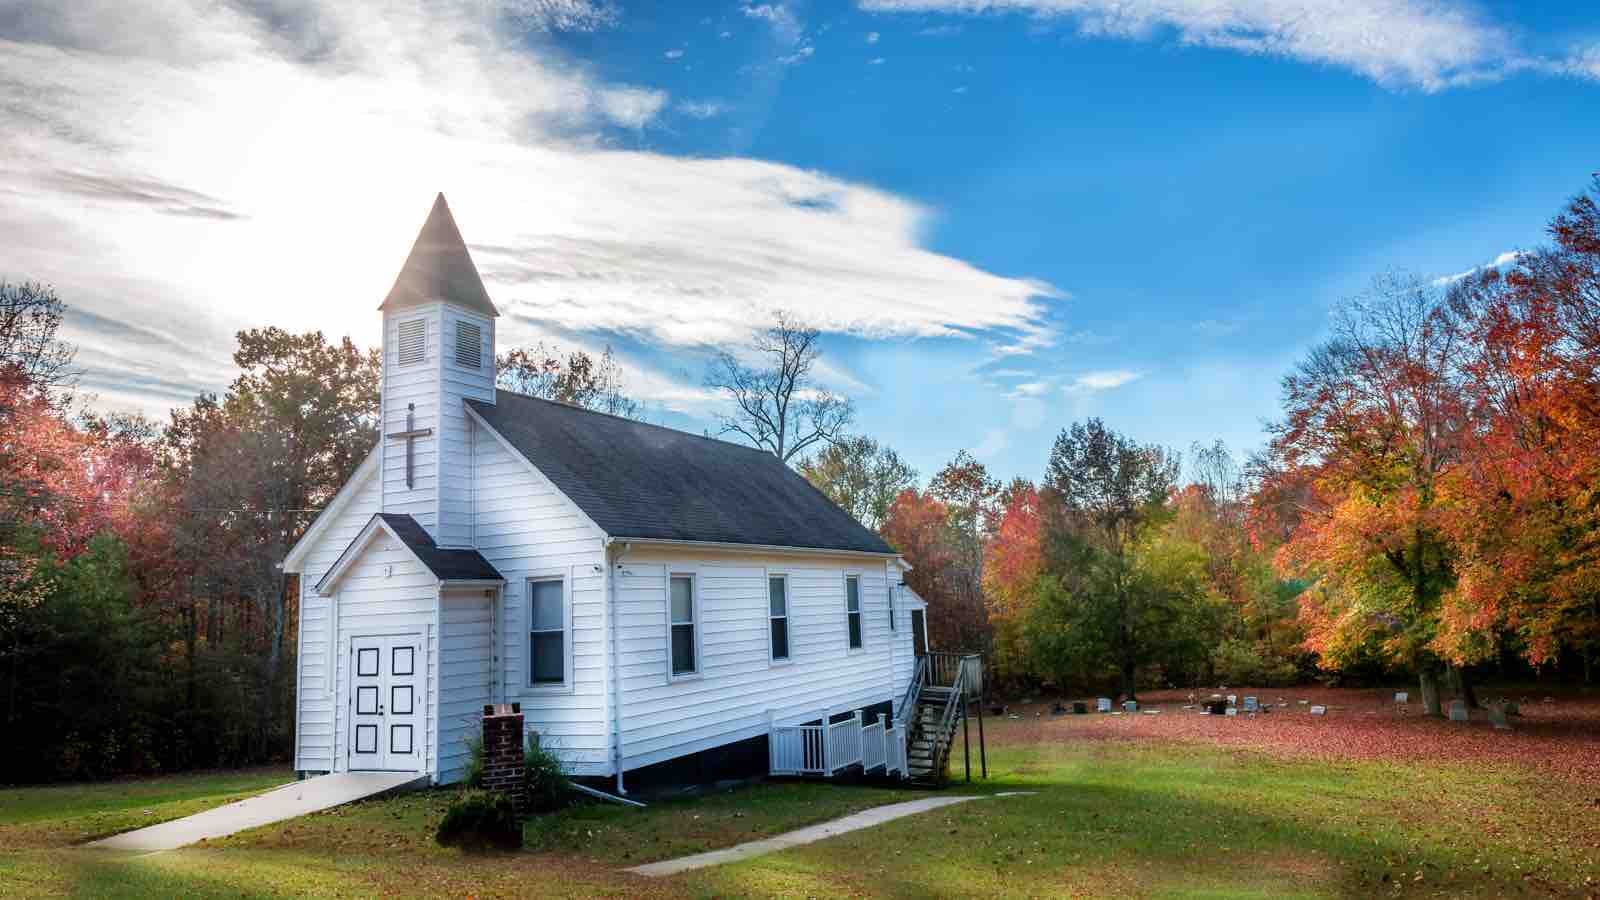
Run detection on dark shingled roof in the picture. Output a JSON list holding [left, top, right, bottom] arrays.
[[380, 193, 499, 318], [376, 513, 504, 582], [467, 391, 896, 555]]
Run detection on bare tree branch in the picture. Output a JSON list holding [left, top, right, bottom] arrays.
[[706, 310, 854, 462]]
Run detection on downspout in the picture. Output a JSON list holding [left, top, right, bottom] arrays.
[[606, 538, 629, 795]]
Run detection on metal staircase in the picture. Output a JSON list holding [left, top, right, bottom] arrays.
[[898, 652, 983, 785]]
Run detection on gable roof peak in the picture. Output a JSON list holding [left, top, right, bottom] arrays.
[[380, 193, 499, 318]]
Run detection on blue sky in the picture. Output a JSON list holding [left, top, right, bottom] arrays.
[[3, 0, 1597, 485]]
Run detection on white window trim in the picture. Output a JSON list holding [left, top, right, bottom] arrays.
[[522, 569, 574, 695], [766, 570, 791, 665], [666, 569, 702, 683], [844, 572, 864, 653]]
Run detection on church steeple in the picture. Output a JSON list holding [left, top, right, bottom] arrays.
[[380, 193, 499, 318], [379, 194, 498, 548]]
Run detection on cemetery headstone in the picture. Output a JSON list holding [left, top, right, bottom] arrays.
[[1097, 697, 1112, 713], [1503, 701, 1518, 716], [1448, 699, 1469, 722], [1242, 696, 1259, 713], [1488, 706, 1511, 730], [1309, 705, 1327, 716], [1224, 707, 1238, 717], [1123, 700, 1139, 713], [1204, 699, 1228, 715], [1073, 701, 1088, 715], [1394, 691, 1409, 703], [1226, 694, 1238, 706]]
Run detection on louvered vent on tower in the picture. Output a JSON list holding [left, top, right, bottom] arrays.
[[398, 319, 426, 366], [454, 321, 482, 369]]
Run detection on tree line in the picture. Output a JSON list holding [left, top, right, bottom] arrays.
[[802, 178, 1600, 708]]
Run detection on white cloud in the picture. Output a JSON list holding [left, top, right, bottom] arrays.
[[866, 31, 881, 43], [1432, 249, 1525, 286], [868, 56, 886, 64], [0, 0, 1057, 417], [664, 48, 685, 59], [677, 99, 727, 118], [972, 428, 1009, 459], [779, 44, 816, 64], [1066, 370, 1141, 393], [860, 0, 1530, 90]]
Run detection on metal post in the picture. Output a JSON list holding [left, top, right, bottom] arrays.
[[878, 713, 889, 774]]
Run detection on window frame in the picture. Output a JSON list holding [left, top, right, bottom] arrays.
[[666, 570, 701, 682], [767, 571, 791, 665], [844, 572, 864, 652], [451, 319, 483, 371], [396, 318, 426, 367], [524, 572, 573, 694]]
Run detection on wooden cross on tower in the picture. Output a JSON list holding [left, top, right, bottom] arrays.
[[386, 403, 432, 489]]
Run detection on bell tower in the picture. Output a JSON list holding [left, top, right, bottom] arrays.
[[378, 193, 498, 547]]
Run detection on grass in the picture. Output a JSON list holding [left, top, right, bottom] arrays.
[[2, 709, 1596, 898]]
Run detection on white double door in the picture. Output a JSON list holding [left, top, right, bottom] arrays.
[[348, 634, 423, 772]]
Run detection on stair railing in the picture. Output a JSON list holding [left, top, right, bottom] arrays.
[[897, 655, 928, 725]]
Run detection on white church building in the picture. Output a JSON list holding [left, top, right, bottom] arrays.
[[282, 195, 942, 791]]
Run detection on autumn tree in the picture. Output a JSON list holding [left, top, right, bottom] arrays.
[[1031, 419, 1195, 699], [1441, 178, 1600, 681], [497, 342, 642, 419], [1264, 273, 1470, 713], [707, 311, 853, 463], [881, 488, 986, 651], [797, 435, 916, 531], [981, 478, 1042, 682], [0, 281, 76, 399], [162, 328, 380, 757]]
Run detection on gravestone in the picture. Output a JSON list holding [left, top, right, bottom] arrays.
[[1309, 705, 1327, 716], [1488, 705, 1511, 730], [1226, 694, 1237, 706], [1123, 700, 1139, 713], [1073, 701, 1088, 715], [1448, 700, 1469, 722], [1097, 697, 1112, 713], [1394, 691, 1409, 703], [1224, 707, 1238, 717], [1503, 701, 1519, 716], [1242, 696, 1259, 713], [1203, 699, 1228, 715]]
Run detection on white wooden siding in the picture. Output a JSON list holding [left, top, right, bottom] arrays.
[[329, 534, 439, 777], [381, 307, 442, 535], [436, 306, 495, 548], [437, 587, 495, 784], [472, 423, 611, 777], [614, 548, 901, 771], [294, 466, 381, 772]]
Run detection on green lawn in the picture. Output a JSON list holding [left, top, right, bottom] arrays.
[[2, 722, 1596, 898]]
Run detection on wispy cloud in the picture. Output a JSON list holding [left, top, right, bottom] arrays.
[[1432, 249, 1525, 286], [866, 31, 881, 43], [1066, 370, 1141, 393], [676, 99, 727, 118], [0, 0, 1057, 419], [663, 48, 685, 59], [868, 56, 886, 65], [860, 0, 1570, 91]]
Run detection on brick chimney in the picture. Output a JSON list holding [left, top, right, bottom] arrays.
[[482, 703, 525, 809]]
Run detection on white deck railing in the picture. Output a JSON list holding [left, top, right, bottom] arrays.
[[769, 709, 906, 779]]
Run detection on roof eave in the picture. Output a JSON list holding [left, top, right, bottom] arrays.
[[612, 536, 901, 560]]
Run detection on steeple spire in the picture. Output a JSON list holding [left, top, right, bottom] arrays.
[[380, 193, 499, 318]]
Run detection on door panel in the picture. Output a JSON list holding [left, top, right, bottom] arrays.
[[349, 634, 422, 771], [910, 610, 927, 658]]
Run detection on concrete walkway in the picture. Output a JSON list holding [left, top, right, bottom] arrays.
[[626, 791, 1037, 877], [87, 771, 426, 852]]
